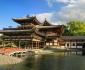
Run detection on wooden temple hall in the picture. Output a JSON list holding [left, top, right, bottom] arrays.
[[0, 16, 63, 49]]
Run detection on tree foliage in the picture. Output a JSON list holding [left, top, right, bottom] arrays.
[[63, 20, 85, 36]]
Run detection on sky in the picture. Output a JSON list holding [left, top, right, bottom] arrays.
[[0, 0, 85, 29]]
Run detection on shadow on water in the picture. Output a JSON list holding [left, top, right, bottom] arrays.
[[0, 64, 15, 70], [2, 52, 85, 70], [24, 55, 35, 70], [0, 67, 5, 70]]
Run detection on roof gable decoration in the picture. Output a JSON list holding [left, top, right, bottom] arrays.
[[43, 19, 51, 26], [32, 16, 42, 25]]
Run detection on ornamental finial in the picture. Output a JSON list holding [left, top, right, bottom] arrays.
[[26, 14, 30, 18]]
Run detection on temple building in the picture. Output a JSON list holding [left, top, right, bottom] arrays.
[[60, 36, 85, 49], [0, 16, 63, 49]]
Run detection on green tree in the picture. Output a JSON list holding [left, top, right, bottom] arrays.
[[63, 25, 73, 36], [63, 20, 85, 36]]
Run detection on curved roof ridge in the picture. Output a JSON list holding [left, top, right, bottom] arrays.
[[12, 15, 41, 25]]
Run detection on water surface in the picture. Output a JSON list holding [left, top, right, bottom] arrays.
[[22, 53, 85, 70]]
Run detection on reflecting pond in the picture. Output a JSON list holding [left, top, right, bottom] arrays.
[[12, 52, 85, 70]]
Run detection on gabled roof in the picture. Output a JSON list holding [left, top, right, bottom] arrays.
[[43, 19, 51, 26], [0, 29, 33, 33], [36, 25, 63, 29], [62, 36, 85, 41], [12, 16, 41, 25]]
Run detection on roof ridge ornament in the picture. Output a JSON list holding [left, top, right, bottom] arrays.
[[43, 18, 51, 26], [26, 15, 30, 18], [45, 18, 47, 21]]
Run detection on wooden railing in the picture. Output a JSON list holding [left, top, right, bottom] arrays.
[[3, 36, 32, 39]]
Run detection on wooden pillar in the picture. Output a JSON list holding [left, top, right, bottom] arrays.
[[38, 42, 40, 48], [25, 41, 27, 49], [32, 41, 33, 49], [69, 42, 71, 55], [37, 41, 38, 49], [56, 42, 57, 48], [75, 42, 77, 55], [49, 42, 50, 46], [65, 42, 67, 49], [57, 38, 58, 46], [37, 41, 39, 49], [53, 41, 54, 46], [58, 42, 59, 46], [43, 40, 45, 48], [36, 41, 37, 49], [19, 41, 21, 48], [27, 41, 29, 49], [64, 42, 67, 55], [11, 40, 12, 48], [37, 42, 38, 49], [10, 36, 12, 48], [69, 42, 70, 49], [3, 41, 5, 48], [70, 42, 72, 49], [2, 40, 5, 54], [82, 43, 85, 56]]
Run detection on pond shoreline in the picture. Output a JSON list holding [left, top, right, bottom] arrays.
[[0, 55, 22, 65], [0, 50, 84, 70]]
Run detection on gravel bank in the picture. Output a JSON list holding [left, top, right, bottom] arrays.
[[0, 55, 22, 65]]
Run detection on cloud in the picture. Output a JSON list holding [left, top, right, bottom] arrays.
[[54, 0, 85, 23], [32, 13, 59, 25], [46, 0, 77, 7], [44, 0, 85, 25], [34, 13, 60, 25], [35, 13, 53, 23], [32, 0, 85, 25]]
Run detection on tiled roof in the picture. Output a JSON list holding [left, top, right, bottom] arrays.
[[62, 36, 85, 41], [12, 16, 41, 25], [36, 25, 63, 29], [0, 29, 33, 33]]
